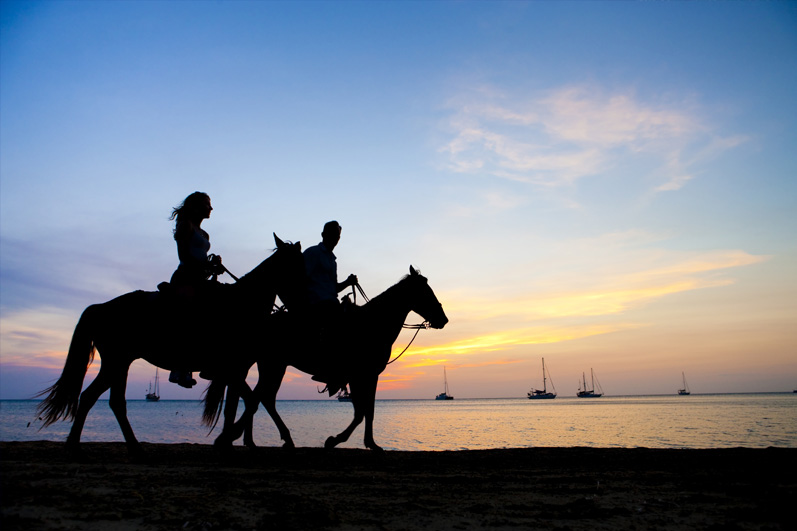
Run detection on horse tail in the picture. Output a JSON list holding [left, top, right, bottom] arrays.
[[36, 305, 99, 427], [201, 378, 227, 428]]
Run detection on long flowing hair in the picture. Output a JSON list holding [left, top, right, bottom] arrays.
[[170, 191, 209, 240]]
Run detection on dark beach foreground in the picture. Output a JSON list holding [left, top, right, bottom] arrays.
[[1, 441, 793, 531]]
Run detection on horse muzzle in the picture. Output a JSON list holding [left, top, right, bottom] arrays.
[[428, 315, 449, 329]]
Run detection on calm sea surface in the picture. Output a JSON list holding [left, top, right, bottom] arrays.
[[1, 394, 795, 450]]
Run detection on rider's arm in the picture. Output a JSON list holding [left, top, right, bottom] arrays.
[[336, 274, 358, 292]]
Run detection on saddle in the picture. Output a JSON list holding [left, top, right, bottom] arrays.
[[305, 298, 363, 397], [154, 281, 242, 372]]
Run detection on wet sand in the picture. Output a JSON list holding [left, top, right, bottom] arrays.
[[1, 441, 793, 530]]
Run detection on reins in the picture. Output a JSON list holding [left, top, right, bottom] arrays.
[[388, 322, 429, 365], [209, 254, 239, 282], [351, 282, 369, 304], [350, 283, 430, 365]]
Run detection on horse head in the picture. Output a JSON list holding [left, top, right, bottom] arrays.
[[272, 233, 306, 310], [406, 265, 448, 329]]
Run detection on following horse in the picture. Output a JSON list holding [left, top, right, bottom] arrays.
[[205, 266, 448, 451], [37, 234, 305, 459]]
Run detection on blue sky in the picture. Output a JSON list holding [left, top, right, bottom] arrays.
[[1, 1, 795, 400]]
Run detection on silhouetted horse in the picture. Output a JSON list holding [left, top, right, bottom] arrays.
[[37, 235, 305, 458], [205, 266, 448, 451]]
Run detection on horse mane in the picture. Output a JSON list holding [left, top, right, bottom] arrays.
[[235, 240, 300, 287], [236, 246, 279, 285], [366, 271, 425, 306]]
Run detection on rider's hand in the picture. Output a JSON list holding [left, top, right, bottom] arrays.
[[347, 274, 358, 287], [209, 254, 225, 275]]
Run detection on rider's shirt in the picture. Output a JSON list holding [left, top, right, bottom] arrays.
[[304, 242, 338, 304], [172, 225, 212, 285]]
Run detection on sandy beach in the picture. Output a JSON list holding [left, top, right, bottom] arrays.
[[1, 441, 793, 530]]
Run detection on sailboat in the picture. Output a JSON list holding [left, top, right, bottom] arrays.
[[145, 367, 160, 401], [336, 386, 352, 402], [528, 358, 556, 399], [577, 368, 603, 398], [435, 366, 454, 400], [678, 372, 691, 396]]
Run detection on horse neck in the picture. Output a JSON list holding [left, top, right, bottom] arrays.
[[237, 252, 278, 292], [364, 280, 414, 341]]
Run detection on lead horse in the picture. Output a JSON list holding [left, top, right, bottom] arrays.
[[206, 266, 448, 451], [37, 235, 305, 458]]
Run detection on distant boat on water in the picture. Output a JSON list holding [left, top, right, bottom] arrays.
[[528, 358, 556, 399], [678, 372, 691, 396], [435, 366, 454, 400], [145, 368, 160, 401], [577, 368, 603, 398], [336, 387, 352, 402]]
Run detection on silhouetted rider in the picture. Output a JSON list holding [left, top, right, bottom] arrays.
[[166, 191, 226, 389], [303, 221, 358, 395]]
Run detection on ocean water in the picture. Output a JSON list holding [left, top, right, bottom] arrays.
[[1, 394, 795, 450]]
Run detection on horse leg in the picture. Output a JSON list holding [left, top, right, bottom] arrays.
[[107, 365, 144, 459], [65, 368, 113, 455], [359, 376, 383, 452], [211, 384, 241, 449], [213, 378, 249, 448], [221, 363, 294, 449], [215, 381, 257, 448], [256, 365, 294, 449], [240, 382, 261, 448], [325, 380, 366, 449]]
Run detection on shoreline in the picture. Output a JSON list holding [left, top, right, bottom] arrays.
[[2, 391, 795, 401], [2, 441, 793, 530]]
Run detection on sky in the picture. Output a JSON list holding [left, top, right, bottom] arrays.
[[1, 1, 795, 401]]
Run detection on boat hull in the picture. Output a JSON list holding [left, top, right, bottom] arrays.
[[577, 392, 602, 398], [528, 392, 556, 399]]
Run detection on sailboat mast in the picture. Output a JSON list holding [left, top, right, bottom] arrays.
[[542, 358, 547, 391]]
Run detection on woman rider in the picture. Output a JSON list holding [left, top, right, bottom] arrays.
[[167, 191, 225, 388]]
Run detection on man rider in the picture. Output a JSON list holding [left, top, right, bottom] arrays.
[[303, 220, 358, 395]]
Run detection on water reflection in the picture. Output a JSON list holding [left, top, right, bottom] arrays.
[[2, 394, 795, 450]]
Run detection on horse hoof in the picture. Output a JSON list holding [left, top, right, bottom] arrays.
[[282, 440, 295, 450], [324, 436, 338, 449]]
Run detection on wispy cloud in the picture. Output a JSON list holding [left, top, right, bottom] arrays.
[[444, 248, 768, 322], [395, 323, 643, 362], [404, 241, 768, 370], [0, 307, 76, 366], [441, 84, 746, 193]]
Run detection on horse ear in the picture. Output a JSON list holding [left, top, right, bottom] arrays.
[[409, 265, 418, 276], [274, 233, 285, 249]]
